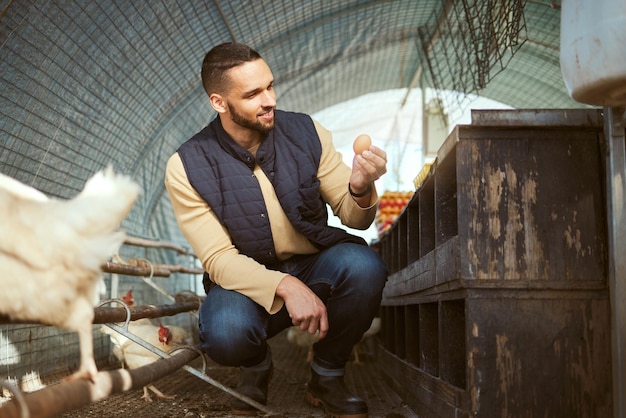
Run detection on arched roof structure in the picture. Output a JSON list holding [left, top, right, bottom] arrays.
[[0, 0, 587, 248]]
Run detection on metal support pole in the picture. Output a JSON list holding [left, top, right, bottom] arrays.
[[604, 106, 626, 418]]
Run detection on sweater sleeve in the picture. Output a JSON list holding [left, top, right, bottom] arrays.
[[313, 119, 379, 229], [164, 153, 286, 314]]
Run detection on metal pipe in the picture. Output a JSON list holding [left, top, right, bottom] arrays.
[[604, 106, 626, 418]]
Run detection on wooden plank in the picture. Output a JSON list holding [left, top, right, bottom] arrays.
[[382, 252, 436, 299], [435, 236, 459, 285], [470, 108, 604, 128], [465, 296, 612, 417], [378, 347, 469, 418], [457, 128, 606, 281]]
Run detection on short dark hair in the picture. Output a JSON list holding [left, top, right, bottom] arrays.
[[200, 42, 262, 95]]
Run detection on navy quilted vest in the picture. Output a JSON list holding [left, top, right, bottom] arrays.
[[177, 110, 365, 266]]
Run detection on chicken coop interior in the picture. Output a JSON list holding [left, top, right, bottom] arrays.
[[1, 1, 625, 417]]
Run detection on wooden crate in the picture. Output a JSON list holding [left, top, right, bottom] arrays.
[[374, 109, 612, 418]]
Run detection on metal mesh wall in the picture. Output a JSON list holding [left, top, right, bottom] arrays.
[[0, 0, 589, 382]]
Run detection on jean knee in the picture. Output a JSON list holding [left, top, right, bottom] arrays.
[[197, 286, 270, 366], [343, 245, 388, 291], [200, 321, 259, 366]]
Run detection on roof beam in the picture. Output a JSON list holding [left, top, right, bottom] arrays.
[[212, 0, 238, 42]]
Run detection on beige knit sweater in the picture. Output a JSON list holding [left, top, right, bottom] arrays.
[[164, 119, 378, 314]]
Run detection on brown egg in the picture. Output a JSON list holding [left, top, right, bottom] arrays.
[[353, 134, 372, 155]]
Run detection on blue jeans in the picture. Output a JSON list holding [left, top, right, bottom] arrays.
[[198, 243, 387, 371]]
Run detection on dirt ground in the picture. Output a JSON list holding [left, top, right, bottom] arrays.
[[57, 331, 418, 418]]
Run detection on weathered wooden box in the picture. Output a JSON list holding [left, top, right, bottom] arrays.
[[374, 109, 613, 418]]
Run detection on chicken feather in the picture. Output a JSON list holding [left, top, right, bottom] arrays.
[[0, 166, 140, 382]]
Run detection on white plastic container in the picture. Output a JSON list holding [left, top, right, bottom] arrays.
[[560, 0, 626, 106]]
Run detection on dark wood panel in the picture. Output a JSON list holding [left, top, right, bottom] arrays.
[[375, 110, 612, 417]]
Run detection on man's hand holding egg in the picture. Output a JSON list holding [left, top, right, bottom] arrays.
[[353, 134, 372, 155], [349, 134, 387, 201]]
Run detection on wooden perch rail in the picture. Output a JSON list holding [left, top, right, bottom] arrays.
[[101, 260, 203, 277], [124, 236, 196, 256], [93, 300, 200, 324], [0, 346, 200, 418], [0, 296, 202, 325], [0, 253, 203, 324]]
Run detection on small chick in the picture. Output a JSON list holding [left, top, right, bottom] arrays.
[[287, 326, 318, 363], [353, 317, 382, 364], [286, 317, 382, 365]]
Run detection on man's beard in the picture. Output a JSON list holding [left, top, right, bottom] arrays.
[[228, 103, 274, 136]]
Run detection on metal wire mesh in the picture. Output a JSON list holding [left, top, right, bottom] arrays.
[[418, 0, 528, 119], [0, 0, 588, 389]]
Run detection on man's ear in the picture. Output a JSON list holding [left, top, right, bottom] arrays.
[[209, 93, 227, 114]]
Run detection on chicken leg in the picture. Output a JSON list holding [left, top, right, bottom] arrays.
[[65, 321, 98, 382], [142, 384, 176, 402]]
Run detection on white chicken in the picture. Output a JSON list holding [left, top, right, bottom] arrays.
[[101, 320, 193, 401], [0, 166, 139, 382], [286, 317, 382, 364]]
